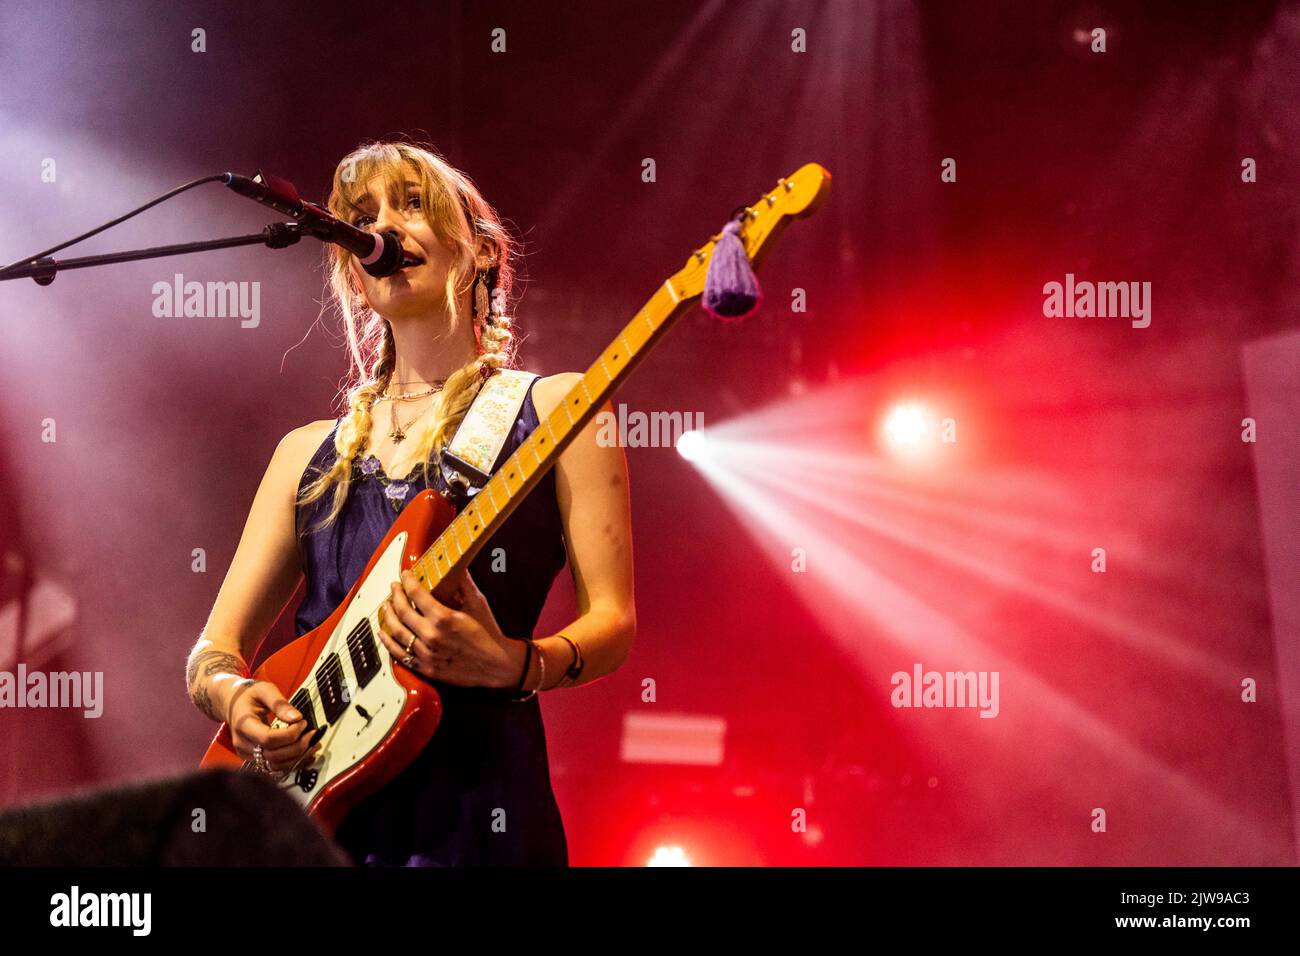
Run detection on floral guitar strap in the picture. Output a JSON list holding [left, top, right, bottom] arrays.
[[438, 368, 540, 498]]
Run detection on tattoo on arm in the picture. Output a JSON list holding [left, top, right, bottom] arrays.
[[192, 683, 222, 722], [187, 647, 249, 722], [188, 649, 249, 685]]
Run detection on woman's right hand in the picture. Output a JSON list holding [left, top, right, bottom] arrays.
[[227, 681, 321, 773]]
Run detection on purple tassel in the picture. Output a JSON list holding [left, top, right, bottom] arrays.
[[703, 218, 762, 321]]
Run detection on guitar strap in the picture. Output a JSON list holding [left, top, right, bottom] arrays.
[[439, 368, 540, 497]]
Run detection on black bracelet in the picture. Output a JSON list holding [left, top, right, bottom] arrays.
[[555, 633, 584, 687], [513, 639, 534, 693]]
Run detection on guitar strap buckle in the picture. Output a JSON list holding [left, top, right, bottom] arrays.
[[439, 454, 488, 497]]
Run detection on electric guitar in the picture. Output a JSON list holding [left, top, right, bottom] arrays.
[[199, 163, 832, 832]]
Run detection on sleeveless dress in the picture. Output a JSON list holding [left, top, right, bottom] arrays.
[[292, 377, 570, 866]]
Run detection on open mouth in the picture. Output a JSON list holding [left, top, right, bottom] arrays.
[[398, 252, 424, 270]]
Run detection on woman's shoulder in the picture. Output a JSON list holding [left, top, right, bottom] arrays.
[[528, 371, 584, 420], [285, 418, 339, 450], [275, 418, 339, 480]]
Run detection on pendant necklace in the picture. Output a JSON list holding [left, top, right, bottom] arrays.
[[385, 382, 444, 444]]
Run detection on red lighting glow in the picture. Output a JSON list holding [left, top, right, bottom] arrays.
[[882, 401, 933, 456], [647, 845, 692, 866]]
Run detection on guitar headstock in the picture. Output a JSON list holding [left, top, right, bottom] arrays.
[[673, 162, 832, 300]]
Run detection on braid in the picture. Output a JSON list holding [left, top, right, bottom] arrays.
[[298, 320, 395, 536], [474, 263, 516, 368], [297, 138, 524, 534], [348, 320, 397, 459]]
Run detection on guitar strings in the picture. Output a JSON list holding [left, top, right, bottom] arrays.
[[254, 415, 556, 730]]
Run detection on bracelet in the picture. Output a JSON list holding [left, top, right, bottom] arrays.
[[513, 640, 533, 693], [554, 633, 585, 688], [510, 640, 545, 702]]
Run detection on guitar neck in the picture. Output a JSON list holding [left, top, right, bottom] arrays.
[[414, 279, 693, 601], [407, 162, 833, 600]]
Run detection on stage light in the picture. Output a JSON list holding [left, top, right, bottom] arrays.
[[676, 429, 709, 463], [883, 401, 930, 449], [647, 845, 692, 866], [676, 374, 1276, 861]]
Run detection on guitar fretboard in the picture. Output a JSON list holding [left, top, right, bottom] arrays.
[[412, 280, 688, 600]]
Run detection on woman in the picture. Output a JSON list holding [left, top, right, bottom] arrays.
[[184, 140, 636, 865]]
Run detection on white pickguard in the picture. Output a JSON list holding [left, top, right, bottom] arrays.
[[267, 532, 412, 811]]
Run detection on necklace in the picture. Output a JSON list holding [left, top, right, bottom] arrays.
[[386, 393, 440, 444], [376, 380, 445, 402]]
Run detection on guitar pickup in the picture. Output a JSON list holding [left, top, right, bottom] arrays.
[[290, 688, 317, 732], [314, 653, 349, 723], [348, 619, 381, 688]]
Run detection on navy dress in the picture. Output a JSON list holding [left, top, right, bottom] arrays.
[[293, 378, 570, 866]]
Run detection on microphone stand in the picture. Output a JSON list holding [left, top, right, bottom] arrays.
[[0, 221, 303, 286]]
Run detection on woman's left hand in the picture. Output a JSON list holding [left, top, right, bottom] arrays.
[[376, 568, 520, 689]]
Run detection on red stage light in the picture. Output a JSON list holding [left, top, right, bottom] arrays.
[[647, 845, 692, 866], [882, 401, 933, 457]]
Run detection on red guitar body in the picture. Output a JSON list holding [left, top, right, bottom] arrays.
[[200, 488, 457, 834]]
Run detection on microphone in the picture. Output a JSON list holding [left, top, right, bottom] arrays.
[[223, 170, 405, 277]]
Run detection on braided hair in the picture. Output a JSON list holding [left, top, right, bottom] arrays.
[[297, 140, 519, 535]]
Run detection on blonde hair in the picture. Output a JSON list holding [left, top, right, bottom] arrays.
[[297, 139, 518, 534]]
